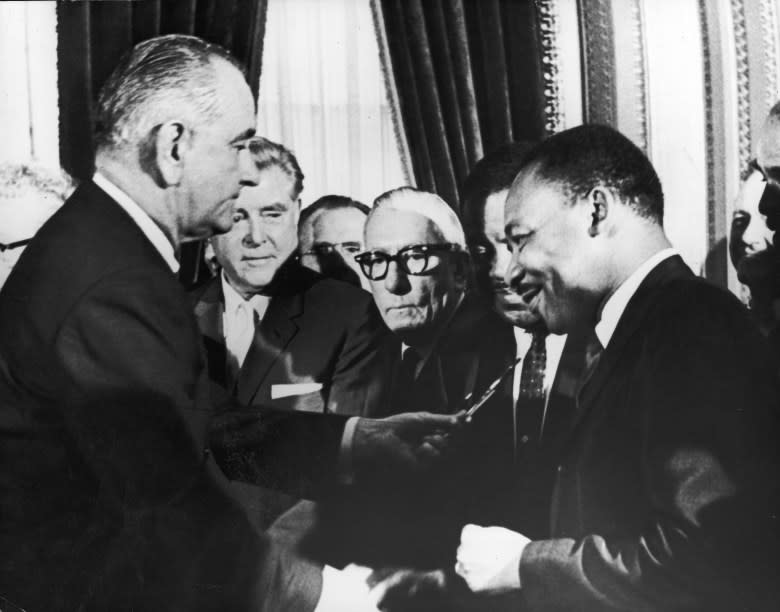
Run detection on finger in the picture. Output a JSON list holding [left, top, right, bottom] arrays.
[[416, 440, 443, 464], [460, 523, 481, 544], [421, 433, 449, 453]]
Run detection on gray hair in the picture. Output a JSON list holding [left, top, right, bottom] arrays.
[[370, 187, 466, 247], [94, 34, 243, 152]]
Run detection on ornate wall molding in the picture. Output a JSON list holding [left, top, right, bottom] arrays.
[[536, 0, 564, 135], [580, 0, 616, 126], [699, 0, 718, 251], [731, 0, 752, 174], [759, 0, 778, 114]]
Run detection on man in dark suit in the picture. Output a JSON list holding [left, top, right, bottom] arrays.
[[0, 34, 460, 612], [194, 137, 390, 526], [455, 125, 780, 611], [460, 142, 586, 539], [321, 187, 515, 568]]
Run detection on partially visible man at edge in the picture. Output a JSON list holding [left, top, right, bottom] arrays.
[[455, 124, 780, 612], [0, 34, 461, 612]]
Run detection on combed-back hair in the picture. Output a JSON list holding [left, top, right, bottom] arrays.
[[371, 186, 466, 247], [94, 34, 243, 151], [519, 124, 664, 224], [246, 137, 305, 200], [299, 195, 369, 228], [460, 140, 537, 236]]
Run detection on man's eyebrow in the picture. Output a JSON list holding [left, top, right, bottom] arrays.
[[260, 202, 289, 211], [230, 128, 256, 144]]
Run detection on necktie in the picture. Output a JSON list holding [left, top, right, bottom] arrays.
[[515, 331, 548, 455], [227, 301, 257, 389], [394, 347, 421, 410], [578, 329, 603, 395], [519, 331, 547, 400]]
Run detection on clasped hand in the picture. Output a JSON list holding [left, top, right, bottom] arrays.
[[352, 410, 467, 477]]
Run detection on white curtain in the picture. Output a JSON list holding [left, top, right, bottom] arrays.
[[256, 0, 409, 207]]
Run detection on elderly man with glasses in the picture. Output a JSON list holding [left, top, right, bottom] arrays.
[[291, 187, 515, 576]]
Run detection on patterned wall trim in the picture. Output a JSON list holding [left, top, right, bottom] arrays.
[[759, 0, 778, 115], [580, 0, 616, 126], [536, 0, 564, 135], [731, 0, 752, 175], [630, 0, 649, 155], [611, 0, 649, 153], [699, 0, 718, 251]]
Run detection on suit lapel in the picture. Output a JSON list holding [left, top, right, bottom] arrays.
[[193, 278, 228, 388], [569, 256, 693, 441], [235, 291, 302, 405]]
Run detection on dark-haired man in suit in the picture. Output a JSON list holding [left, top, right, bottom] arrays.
[[455, 125, 780, 611], [460, 142, 586, 540], [194, 137, 390, 526], [0, 34, 458, 612]]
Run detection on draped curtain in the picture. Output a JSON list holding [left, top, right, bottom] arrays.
[[257, 0, 408, 207], [56, 0, 268, 285], [375, 0, 546, 214]]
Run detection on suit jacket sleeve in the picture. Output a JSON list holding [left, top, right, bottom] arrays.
[[54, 266, 324, 612], [518, 290, 780, 611]]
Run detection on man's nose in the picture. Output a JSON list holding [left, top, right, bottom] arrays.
[[504, 249, 524, 290], [239, 148, 258, 186], [243, 217, 267, 247], [491, 247, 511, 282], [384, 260, 410, 294]]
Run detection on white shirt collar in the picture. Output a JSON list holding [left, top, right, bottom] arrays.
[[594, 248, 678, 348], [92, 172, 179, 273], [220, 271, 269, 317]]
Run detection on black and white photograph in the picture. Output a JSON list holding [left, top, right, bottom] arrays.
[[0, 1, 779, 610]]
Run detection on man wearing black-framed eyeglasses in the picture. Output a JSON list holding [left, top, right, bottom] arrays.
[[318, 186, 514, 571]]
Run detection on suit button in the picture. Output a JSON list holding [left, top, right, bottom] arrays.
[[557, 464, 564, 473], [520, 435, 529, 445]]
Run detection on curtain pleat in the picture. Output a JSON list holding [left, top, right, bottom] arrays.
[[56, 0, 268, 287], [378, 0, 545, 213]]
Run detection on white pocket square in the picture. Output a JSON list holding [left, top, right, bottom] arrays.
[[271, 382, 323, 399]]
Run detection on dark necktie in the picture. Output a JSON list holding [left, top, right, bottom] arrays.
[[394, 347, 421, 410], [578, 329, 603, 395], [516, 331, 548, 455]]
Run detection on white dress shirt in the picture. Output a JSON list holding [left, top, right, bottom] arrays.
[[92, 172, 179, 273], [220, 272, 270, 373], [595, 248, 678, 348]]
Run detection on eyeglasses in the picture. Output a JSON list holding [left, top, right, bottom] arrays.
[[354, 243, 462, 281], [301, 241, 363, 258]]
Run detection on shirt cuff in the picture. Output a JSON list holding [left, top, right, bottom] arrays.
[[336, 416, 360, 485], [504, 540, 527, 589], [314, 564, 377, 612]]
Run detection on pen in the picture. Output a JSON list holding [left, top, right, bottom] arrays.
[[464, 356, 522, 420]]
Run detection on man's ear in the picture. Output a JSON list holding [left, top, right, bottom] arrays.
[[155, 121, 190, 187], [587, 187, 610, 237], [293, 198, 302, 224]]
